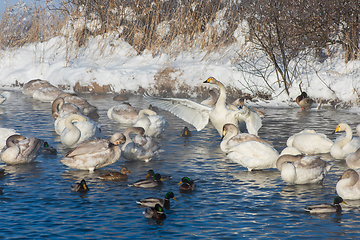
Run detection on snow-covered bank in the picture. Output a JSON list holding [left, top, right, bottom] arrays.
[[0, 33, 359, 111]]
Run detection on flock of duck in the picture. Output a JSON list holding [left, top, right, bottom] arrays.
[[0, 77, 360, 217]]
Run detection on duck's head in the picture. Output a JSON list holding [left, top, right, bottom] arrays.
[[153, 173, 164, 181], [180, 126, 192, 137], [120, 167, 131, 175], [203, 77, 217, 84], [165, 192, 177, 201], [154, 204, 164, 213], [334, 196, 346, 205], [178, 177, 191, 185], [79, 179, 89, 191], [145, 169, 155, 178]]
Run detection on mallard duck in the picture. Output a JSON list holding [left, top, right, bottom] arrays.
[[52, 97, 82, 119], [121, 127, 162, 162], [71, 179, 89, 192], [143, 169, 171, 181], [133, 109, 169, 137], [0, 168, 5, 177], [336, 169, 360, 200], [330, 123, 360, 159], [286, 129, 333, 155], [129, 173, 164, 188], [143, 204, 166, 220], [305, 196, 346, 213], [0, 134, 43, 164], [60, 132, 125, 172], [41, 142, 57, 155], [98, 167, 131, 181], [221, 123, 272, 152], [178, 177, 196, 191], [137, 191, 177, 209], [180, 126, 192, 138], [296, 92, 314, 110], [144, 77, 262, 136], [107, 102, 140, 124], [276, 154, 333, 184]]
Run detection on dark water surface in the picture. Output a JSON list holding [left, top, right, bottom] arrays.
[[0, 90, 360, 239]]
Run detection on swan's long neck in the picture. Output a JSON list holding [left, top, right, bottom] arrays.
[[276, 155, 301, 171], [138, 109, 156, 118], [339, 125, 353, 147], [65, 114, 86, 130], [215, 81, 227, 108]]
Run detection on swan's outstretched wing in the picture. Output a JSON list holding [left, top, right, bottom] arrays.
[[234, 105, 262, 135], [144, 93, 212, 131]]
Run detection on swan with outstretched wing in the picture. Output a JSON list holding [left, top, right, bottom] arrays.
[[144, 77, 262, 136]]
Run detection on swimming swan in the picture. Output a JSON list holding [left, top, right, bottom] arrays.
[[0, 134, 43, 164], [286, 129, 333, 155], [330, 123, 360, 159], [121, 127, 162, 162], [143, 77, 262, 136], [133, 109, 169, 137], [57, 93, 99, 119], [32, 85, 63, 103], [107, 102, 140, 124], [276, 154, 333, 184], [60, 132, 125, 172], [225, 140, 279, 171], [52, 97, 82, 119], [220, 123, 272, 152], [336, 169, 360, 200]]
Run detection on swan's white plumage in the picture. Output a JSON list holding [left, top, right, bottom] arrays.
[[60, 132, 125, 172], [22, 79, 52, 96], [345, 148, 360, 169], [32, 86, 63, 103], [330, 123, 360, 159], [0, 127, 17, 149], [107, 103, 140, 124], [286, 129, 333, 155], [133, 109, 169, 137], [225, 140, 279, 171], [276, 154, 333, 184], [58, 93, 98, 118], [336, 169, 360, 200], [52, 97, 82, 119], [144, 77, 262, 136], [0, 135, 43, 164]]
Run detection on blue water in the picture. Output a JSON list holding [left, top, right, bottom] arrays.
[[0, 90, 360, 239]]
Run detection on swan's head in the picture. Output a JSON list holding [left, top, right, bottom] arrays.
[[222, 123, 238, 138], [232, 98, 244, 108], [109, 132, 126, 145], [120, 167, 131, 175], [6, 134, 27, 147], [333, 123, 349, 134], [338, 169, 359, 183], [203, 77, 217, 84]]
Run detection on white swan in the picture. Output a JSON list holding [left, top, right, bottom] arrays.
[[231, 98, 266, 118], [200, 89, 218, 108], [0, 92, 11, 105], [280, 147, 302, 156], [0, 127, 17, 149], [60, 114, 100, 148], [60, 132, 125, 172], [345, 148, 360, 169], [223, 135, 279, 171], [107, 102, 140, 124], [52, 97, 82, 119], [220, 123, 272, 152], [121, 127, 162, 162], [330, 123, 360, 159], [144, 77, 262, 136], [0, 134, 43, 164], [57, 93, 99, 119], [22, 79, 53, 96], [133, 109, 169, 137], [336, 169, 360, 200], [276, 154, 333, 184], [286, 129, 333, 155], [32, 86, 63, 103]]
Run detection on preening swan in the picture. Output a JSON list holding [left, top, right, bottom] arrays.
[[121, 127, 162, 162], [60, 132, 125, 172], [52, 97, 82, 119], [220, 123, 272, 152], [144, 77, 262, 136], [330, 123, 360, 159], [22, 79, 53, 96], [107, 102, 140, 124], [345, 148, 360, 169], [57, 93, 99, 119], [276, 154, 333, 184], [0, 127, 17, 149], [305, 196, 346, 213], [286, 129, 333, 155], [60, 114, 99, 148], [296, 92, 314, 110], [0, 134, 43, 164], [32, 86, 63, 103], [336, 169, 360, 200], [133, 109, 169, 137]]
